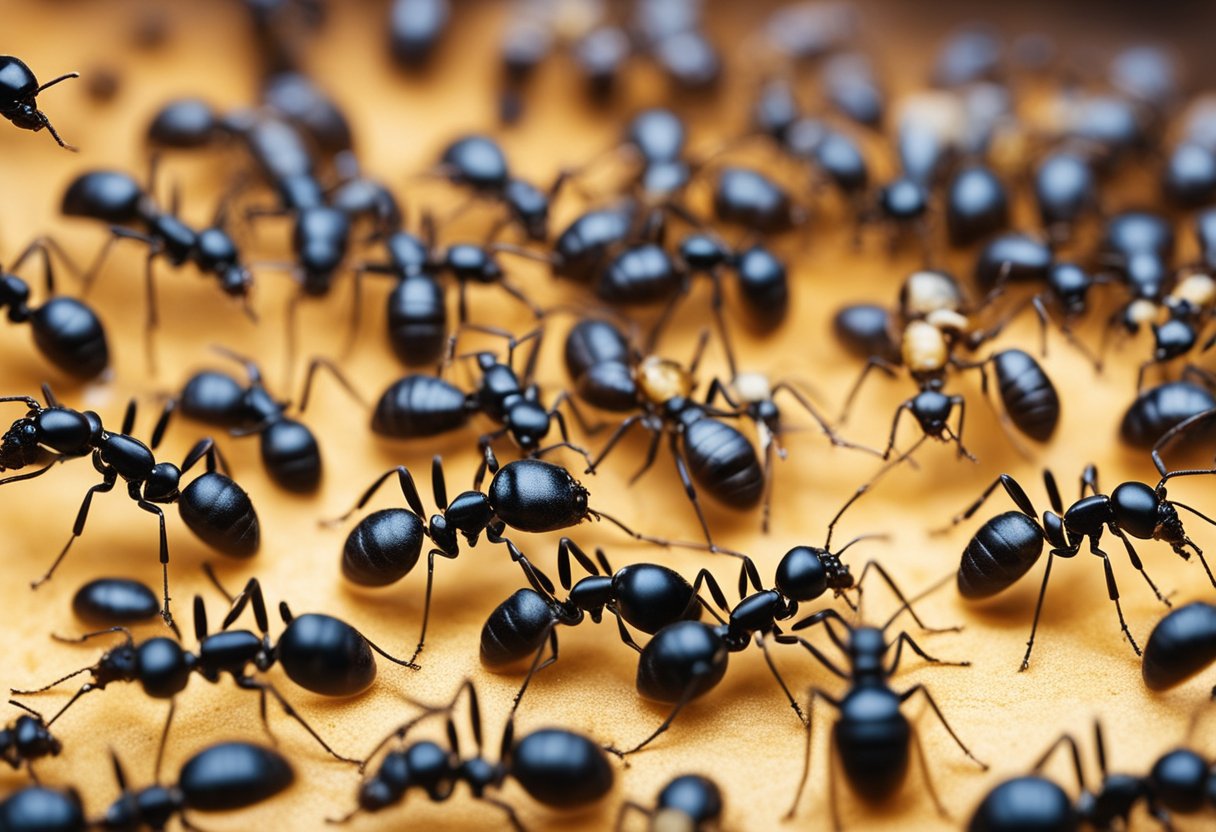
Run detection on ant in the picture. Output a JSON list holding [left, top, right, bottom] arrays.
[[970, 720, 1216, 831], [0, 389, 259, 625], [784, 575, 987, 830], [428, 134, 554, 242], [0, 786, 84, 831], [0, 237, 109, 381], [0, 55, 78, 150], [351, 211, 542, 364], [98, 741, 293, 830], [175, 346, 359, 493], [0, 701, 61, 780], [60, 162, 254, 371], [329, 679, 614, 829], [606, 554, 946, 760], [839, 269, 1060, 461], [326, 453, 729, 666], [12, 572, 414, 766], [616, 774, 723, 832], [371, 326, 594, 470], [1143, 600, 1216, 698], [1120, 377, 1216, 450], [389, 0, 451, 70], [937, 448, 1216, 669]]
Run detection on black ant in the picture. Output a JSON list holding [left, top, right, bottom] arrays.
[[616, 774, 723, 831], [937, 447, 1216, 669], [0, 389, 259, 625], [784, 575, 987, 830], [0, 55, 78, 149], [329, 679, 614, 829], [0, 237, 109, 381]]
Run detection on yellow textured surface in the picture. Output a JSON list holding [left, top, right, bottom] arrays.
[[1, 2, 1216, 831]]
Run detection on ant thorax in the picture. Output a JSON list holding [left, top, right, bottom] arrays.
[[901, 320, 949, 375], [732, 372, 772, 404], [900, 270, 964, 319], [1168, 272, 1216, 310], [637, 356, 694, 405]]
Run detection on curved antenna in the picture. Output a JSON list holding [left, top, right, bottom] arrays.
[[880, 569, 957, 632], [822, 450, 909, 550]]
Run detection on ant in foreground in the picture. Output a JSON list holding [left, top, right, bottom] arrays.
[[938, 449, 1216, 669], [328, 453, 731, 667], [969, 721, 1216, 831], [785, 576, 987, 830], [330, 679, 614, 829], [0, 389, 260, 625], [0, 56, 78, 149], [1142, 600, 1216, 698], [98, 740, 294, 830]]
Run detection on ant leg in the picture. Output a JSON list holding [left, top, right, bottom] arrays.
[[135, 497, 174, 626], [322, 466, 427, 526], [885, 631, 970, 676], [760, 433, 776, 534], [614, 801, 652, 832], [238, 678, 359, 764], [880, 402, 911, 460], [590, 507, 748, 558], [0, 459, 62, 487], [142, 249, 163, 376], [480, 797, 525, 832], [549, 390, 603, 435], [784, 688, 840, 820], [11, 668, 92, 698], [900, 684, 987, 769], [533, 441, 595, 470], [1093, 543, 1141, 656], [44, 684, 99, 727], [154, 699, 177, 782], [911, 726, 949, 820], [774, 633, 850, 681], [628, 428, 662, 484], [407, 550, 461, 666], [937, 474, 1038, 532], [80, 227, 151, 295], [667, 433, 720, 552], [35, 476, 117, 590], [299, 357, 368, 413], [771, 382, 873, 454], [604, 677, 702, 758], [50, 626, 132, 645], [949, 396, 977, 462], [1020, 553, 1057, 671], [854, 560, 957, 633], [1111, 529, 1170, 605], [586, 414, 646, 474], [511, 627, 559, 714], [838, 356, 899, 424], [756, 635, 806, 724], [1030, 732, 1087, 793], [686, 568, 730, 620], [612, 612, 644, 652], [497, 279, 544, 319]]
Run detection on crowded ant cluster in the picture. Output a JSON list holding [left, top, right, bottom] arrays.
[[4, 0, 1216, 830]]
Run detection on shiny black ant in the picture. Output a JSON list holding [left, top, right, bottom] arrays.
[[99, 740, 294, 830], [784, 576, 986, 829], [11, 573, 414, 766], [0, 55, 78, 149], [938, 447, 1216, 669], [351, 212, 542, 364], [60, 162, 254, 371], [330, 679, 614, 829], [371, 325, 594, 471], [616, 774, 723, 832], [0, 389, 259, 625], [0, 238, 109, 381], [428, 134, 554, 242], [326, 453, 725, 666], [175, 346, 360, 493], [969, 721, 1216, 832]]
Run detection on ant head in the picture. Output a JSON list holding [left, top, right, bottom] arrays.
[[14, 714, 61, 757], [96, 643, 140, 686], [1110, 481, 1161, 540], [144, 462, 182, 503], [0, 417, 42, 471], [775, 546, 851, 602], [504, 179, 549, 242], [0, 273, 31, 310], [358, 772, 400, 813], [678, 232, 729, 272], [221, 265, 253, 298], [910, 388, 952, 435]]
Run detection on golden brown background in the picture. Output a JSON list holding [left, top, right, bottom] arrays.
[[3, 1, 1216, 829]]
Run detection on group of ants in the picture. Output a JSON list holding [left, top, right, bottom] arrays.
[[7, 4, 1216, 831]]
